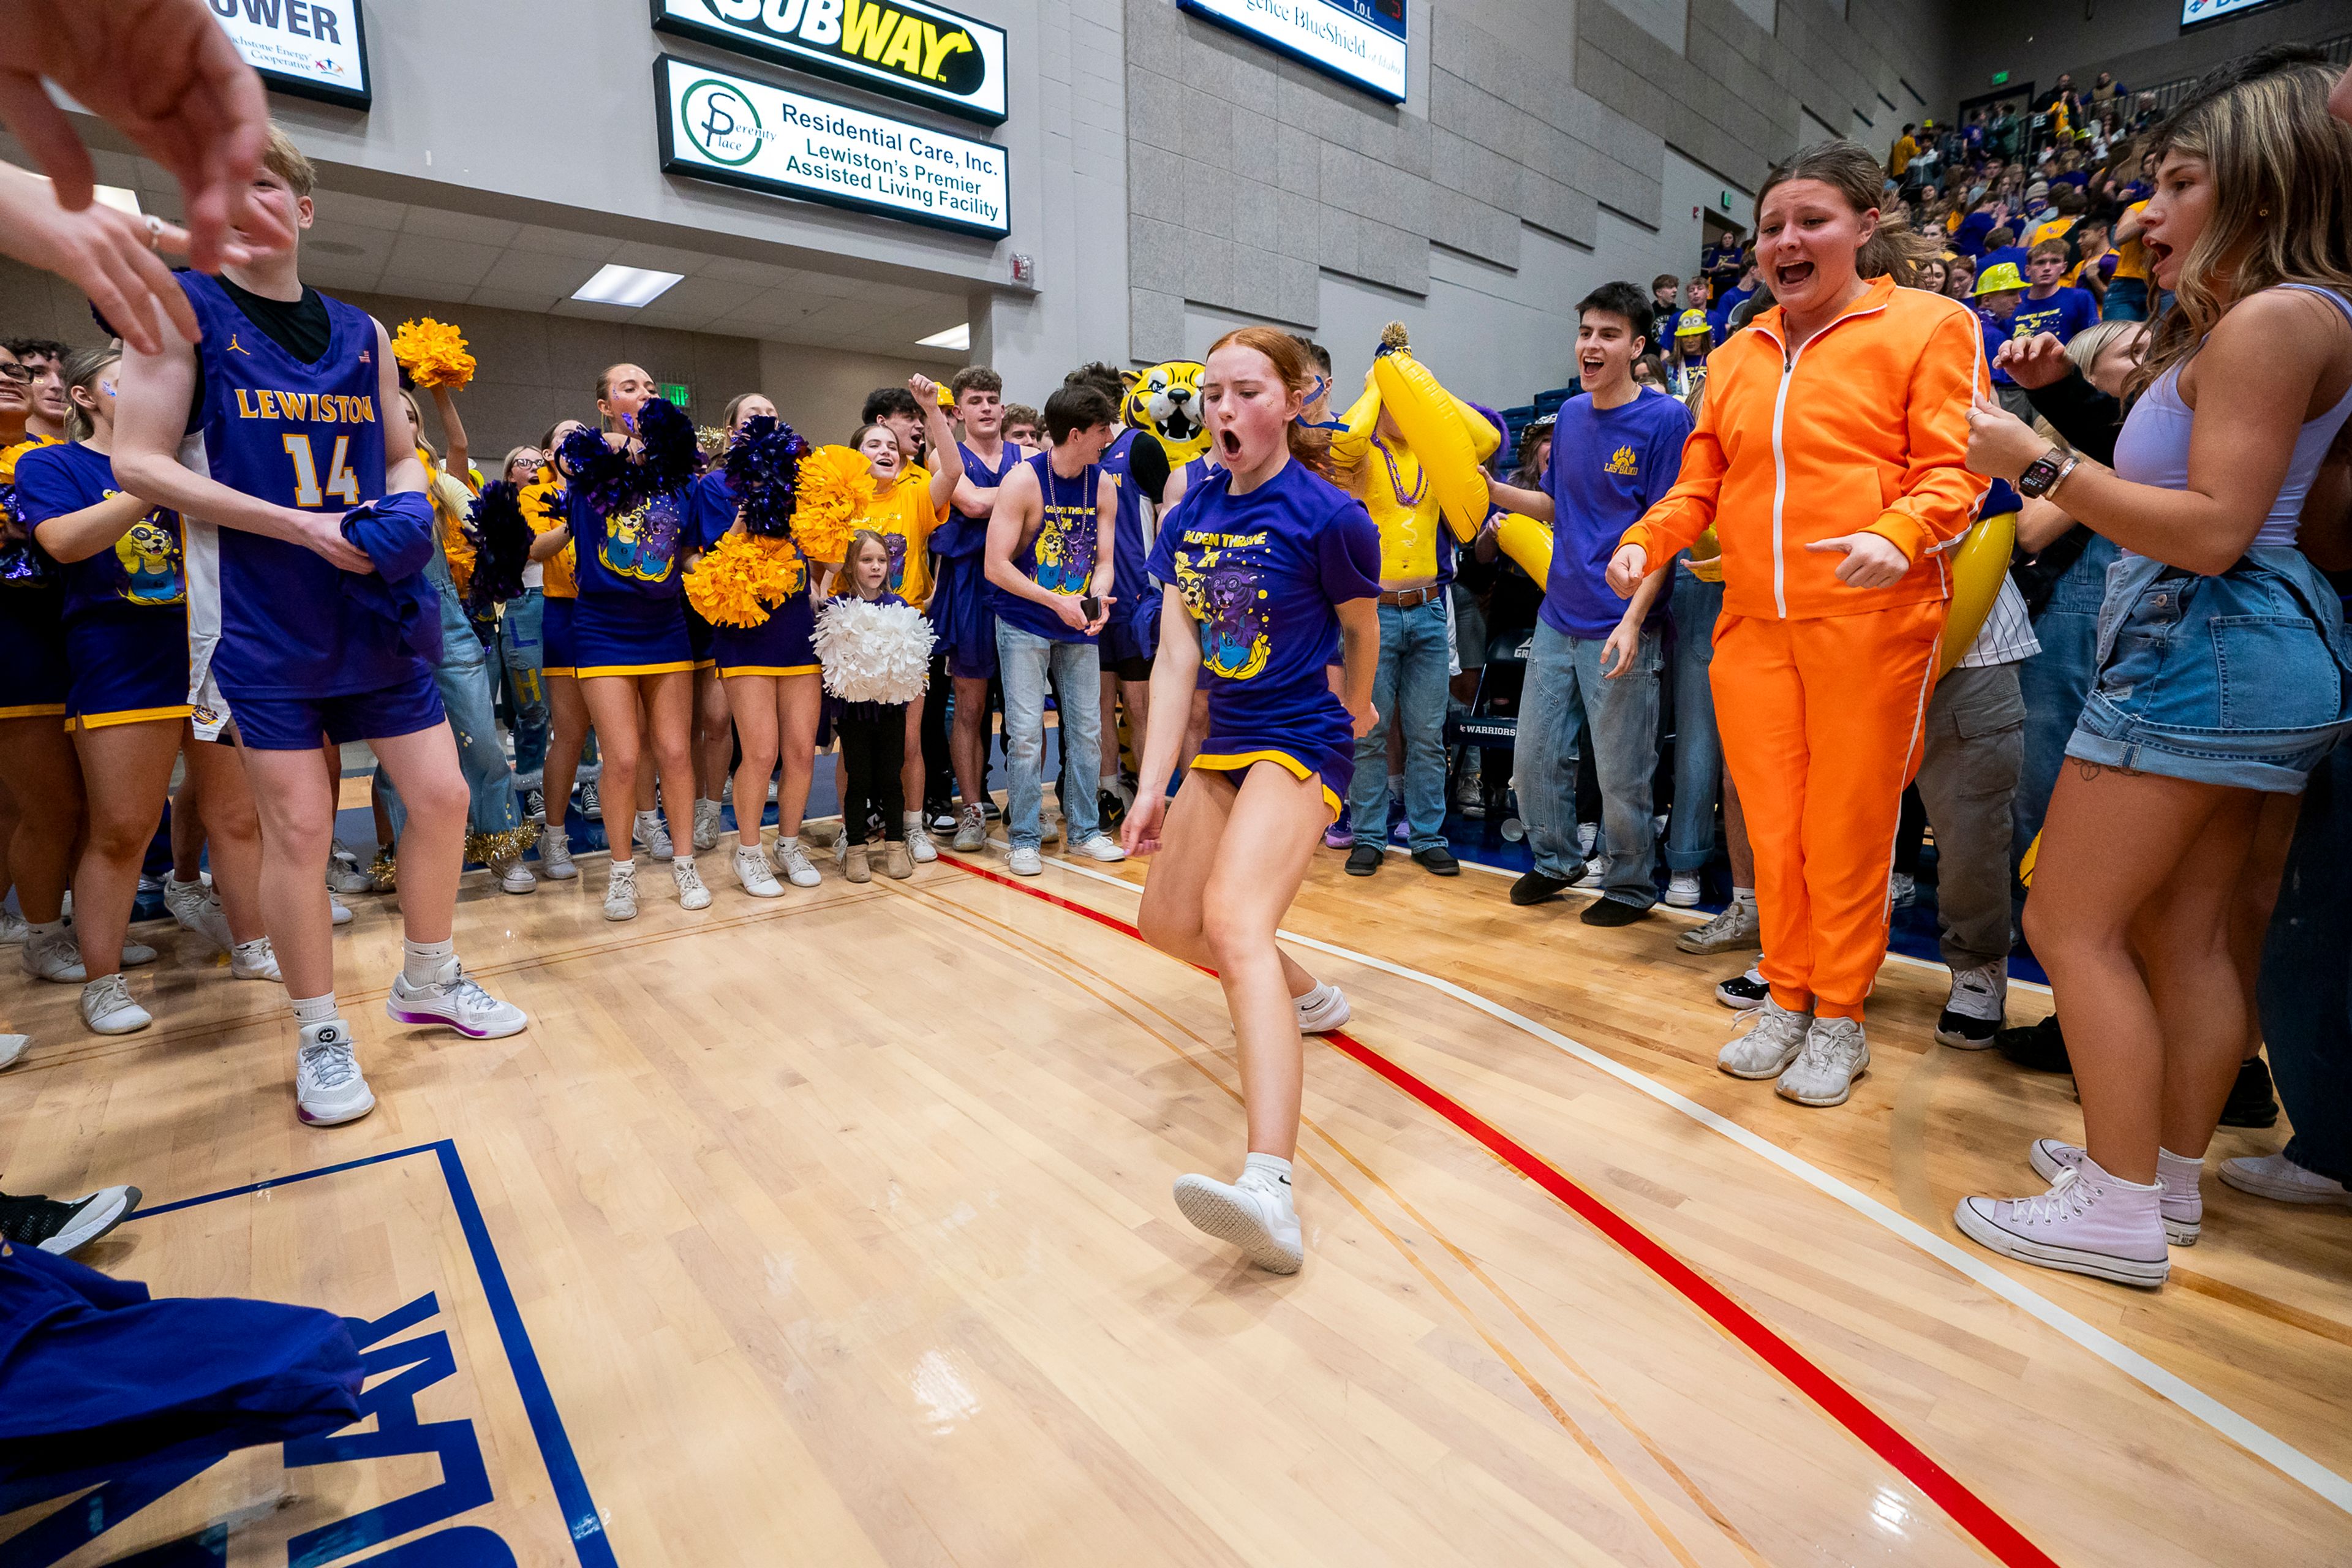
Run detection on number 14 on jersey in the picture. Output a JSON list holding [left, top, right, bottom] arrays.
[[284, 433, 361, 508]]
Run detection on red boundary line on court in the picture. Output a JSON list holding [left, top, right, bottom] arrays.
[[939, 853, 2061, 1568]]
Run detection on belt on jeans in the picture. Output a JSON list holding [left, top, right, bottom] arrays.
[[1379, 586, 1442, 608]]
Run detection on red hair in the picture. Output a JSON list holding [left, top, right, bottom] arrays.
[[1207, 326, 1332, 477]]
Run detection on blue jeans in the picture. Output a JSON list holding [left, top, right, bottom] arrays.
[[1519, 619, 1663, 905], [499, 587, 549, 786], [2260, 746, 2352, 1185], [996, 621, 1101, 850], [1665, 569, 1723, 873], [2100, 277, 2148, 321], [2014, 534, 2117, 863], [1347, 598, 1449, 851], [380, 580, 521, 849]]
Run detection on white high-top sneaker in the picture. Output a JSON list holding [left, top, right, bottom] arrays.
[[539, 829, 578, 880], [2029, 1140, 2204, 1244], [1956, 1153, 2171, 1287]]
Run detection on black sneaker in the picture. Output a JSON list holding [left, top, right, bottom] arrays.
[[1934, 1009, 1999, 1049], [1995, 1014, 2070, 1073], [522, 787, 546, 823], [1098, 790, 1127, 829], [2219, 1057, 2280, 1129], [1510, 869, 1573, 905], [1411, 846, 1459, 876], [1715, 968, 1770, 1009], [1580, 897, 1649, 927], [1345, 843, 1384, 876], [0, 1184, 140, 1256]]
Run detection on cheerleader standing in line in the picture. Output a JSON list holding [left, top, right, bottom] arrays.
[[1123, 327, 1382, 1274], [565, 364, 706, 919], [523, 418, 596, 878], [691, 392, 823, 897], [17, 346, 277, 1035], [495, 442, 552, 819], [0, 342, 98, 1019]]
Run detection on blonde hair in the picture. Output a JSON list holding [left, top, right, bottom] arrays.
[[1756, 140, 1936, 284], [2131, 61, 2352, 402], [843, 527, 890, 595], [262, 124, 315, 198], [502, 444, 541, 480], [2063, 318, 2147, 380], [61, 344, 120, 442], [399, 390, 437, 466], [1205, 325, 1332, 477], [595, 363, 650, 430]]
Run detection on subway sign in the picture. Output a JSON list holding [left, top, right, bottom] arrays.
[[652, 0, 1007, 126], [655, 55, 1009, 237]]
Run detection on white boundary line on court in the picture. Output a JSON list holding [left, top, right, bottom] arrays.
[[1020, 850, 2351, 1517]]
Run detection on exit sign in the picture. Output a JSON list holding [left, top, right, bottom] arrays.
[[1991, 70, 2011, 85], [1720, 190, 1734, 209], [660, 382, 691, 410]]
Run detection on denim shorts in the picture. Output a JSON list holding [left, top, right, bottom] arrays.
[[2066, 547, 2352, 793]]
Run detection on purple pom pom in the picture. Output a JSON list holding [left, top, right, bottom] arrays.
[[721, 415, 812, 540], [462, 480, 533, 615]]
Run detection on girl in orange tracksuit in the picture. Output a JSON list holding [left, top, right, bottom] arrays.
[[1611, 141, 1989, 1107]]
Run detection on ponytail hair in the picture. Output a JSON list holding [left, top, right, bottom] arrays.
[[61, 344, 121, 443], [1756, 140, 1936, 284], [1206, 325, 1331, 477]]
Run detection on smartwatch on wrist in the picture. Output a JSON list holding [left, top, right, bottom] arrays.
[[2018, 447, 2070, 499]]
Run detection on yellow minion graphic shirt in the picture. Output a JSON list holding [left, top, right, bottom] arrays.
[[13, 440, 186, 617]]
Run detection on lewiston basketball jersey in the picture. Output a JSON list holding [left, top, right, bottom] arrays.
[[991, 451, 1098, 644], [176, 271, 415, 701]]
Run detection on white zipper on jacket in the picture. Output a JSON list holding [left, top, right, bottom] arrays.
[[1752, 296, 1890, 619]]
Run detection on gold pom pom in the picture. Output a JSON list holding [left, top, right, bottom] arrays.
[[1380, 322, 1411, 350], [791, 445, 876, 565], [685, 531, 807, 628], [391, 317, 477, 390]]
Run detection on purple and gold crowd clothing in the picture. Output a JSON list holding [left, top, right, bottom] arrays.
[[0, 434, 67, 718], [992, 451, 1103, 645], [690, 467, 816, 677], [1145, 458, 1381, 818], [14, 440, 192, 728]]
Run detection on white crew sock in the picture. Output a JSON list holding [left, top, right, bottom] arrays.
[[290, 991, 338, 1027], [167, 875, 206, 897], [903, 811, 924, 832], [1242, 1152, 1294, 1191], [1732, 886, 1757, 908], [2157, 1147, 2204, 1193], [29, 918, 66, 940], [232, 937, 271, 967], [401, 937, 454, 987], [673, 855, 694, 869]]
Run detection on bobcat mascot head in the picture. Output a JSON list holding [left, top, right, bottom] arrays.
[[1121, 360, 1211, 461]]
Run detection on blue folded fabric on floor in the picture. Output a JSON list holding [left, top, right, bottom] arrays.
[[339, 489, 445, 663], [0, 1240, 362, 1498]]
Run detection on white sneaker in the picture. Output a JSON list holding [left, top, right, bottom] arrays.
[[0, 910, 28, 944], [0, 1034, 27, 1069], [1936, 960, 2008, 1049], [325, 840, 377, 895], [634, 809, 673, 861], [230, 937, 281, 982], [952, 804, 987, 852], [1294, 982, 1351, 1035], [24, 930, 84, 984], [295, 1019, 375, 1126], [604, 861, 639, 921], [904, 816, 938, 863], [1068, 831, 1128, 863], [1890, 870, 1917, 909], [1664, 872, 1702, 908], [387, 956, 528, 1039], [1956, 1156, 2169, 1287], [80, 973, 151, 1035], [1173, 1166, 1303, 1274], [1777, 1016, 1869, 1107], [1576, 822, 1598, 858], [672, 858, 712, 910], [123, 939, 157, 967], [539, 830, 578, 880], [165, 876, 233, 951], [1719, 995, 1811, 1078], [771, 839, 821, 888], [1678, 899, 1761, 954], [2030, 1140, 2204, 1243], [2220, 1153, 2352, 1207], [492, 851, 537, 895], [1008, 845, 1043, 877], [733, 843, 783, 897], [693, 797, 723, 851], [331, 895, 353, 927]]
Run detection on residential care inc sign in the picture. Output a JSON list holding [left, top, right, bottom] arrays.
[[655, 56, 1009, 237], [653, 0, 1006, 124], [1177, 0, 1405, 104]]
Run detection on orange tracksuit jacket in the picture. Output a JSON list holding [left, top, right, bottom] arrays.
[[1623, 276, 1991, 1018]]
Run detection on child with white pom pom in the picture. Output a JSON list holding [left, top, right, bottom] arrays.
[[817, 529, 934, 881]]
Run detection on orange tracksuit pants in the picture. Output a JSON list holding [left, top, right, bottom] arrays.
[[1711, 600, 1947, 1020]]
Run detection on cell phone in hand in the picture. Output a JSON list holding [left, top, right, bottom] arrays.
[[1080, 595, 1102, 621]]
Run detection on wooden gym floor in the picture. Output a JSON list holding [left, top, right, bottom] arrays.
[[2, 836, 2346, 1566]]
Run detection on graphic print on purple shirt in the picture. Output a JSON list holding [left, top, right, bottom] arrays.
[[1539, 388, 1694, 642]]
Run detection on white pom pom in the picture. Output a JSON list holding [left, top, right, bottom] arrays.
[[814, 597, 936, 704]]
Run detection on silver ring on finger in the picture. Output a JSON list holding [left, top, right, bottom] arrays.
[[143, 214, 164, 252]]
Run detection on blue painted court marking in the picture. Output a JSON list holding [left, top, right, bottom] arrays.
[[126, 1140, 619, 1567]]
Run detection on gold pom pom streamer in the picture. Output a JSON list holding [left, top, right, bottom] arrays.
[[684, 530, 807, 628], [392, 317, 477, 390], [791, 445, 875, 565]]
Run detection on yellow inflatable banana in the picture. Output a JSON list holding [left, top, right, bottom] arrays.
[[1329, 367, 1381, 479], [1370, 323, 1490, 543], [1935, 507, 2018, 679], [1496, 511, 1553, 584]]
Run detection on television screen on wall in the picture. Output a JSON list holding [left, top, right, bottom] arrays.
[[1177, 0, 1408, 105]]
